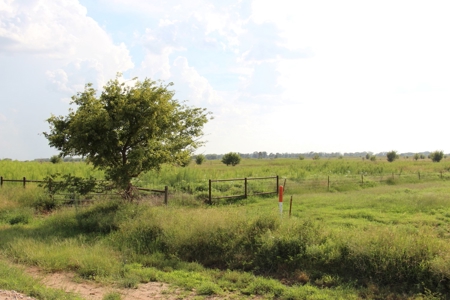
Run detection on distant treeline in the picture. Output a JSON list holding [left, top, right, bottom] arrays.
[[0, 151, 440, 162], [203, 151, 437, 160]]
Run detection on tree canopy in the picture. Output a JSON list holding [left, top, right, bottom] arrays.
[[386, 150, 399, 162], [222, 152, 241, 166], [430, 150, 444, 162], [44, 75, 211, 194]]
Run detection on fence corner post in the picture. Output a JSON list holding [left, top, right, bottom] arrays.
[[276, 175, 279, 195]]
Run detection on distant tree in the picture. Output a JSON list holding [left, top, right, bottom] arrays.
[[365, 153, 370, 160], [50, 155, 62, 164], [420, 154, 426, 159], [370, 155, 376, 161], [44, 74, 211, 198], [430, 150, 444, 163], [386, 150, 399, 162], [222, 152, 241, 166], [298, 155, 305, 160], [312, 153, 320, 160], [195, 154, 206, 165], [413, 153, 420, 161]]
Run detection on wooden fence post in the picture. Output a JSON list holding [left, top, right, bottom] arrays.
[[164, 186, 168, 205], [0, 176, 3, 187], [244, 178, 248, 199], [289, 196, 293, 218], [209, 179, 212, 205], [276, 176, 279, 195], [23, 177, 26, 188], [327, 176, 330, 191]]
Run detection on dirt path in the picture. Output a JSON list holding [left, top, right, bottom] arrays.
[[1, 266, 200, 300]]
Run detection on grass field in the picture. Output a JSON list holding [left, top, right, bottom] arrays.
[[1, 157, 450, 299]]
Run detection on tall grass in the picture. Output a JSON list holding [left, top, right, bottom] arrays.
[[2, 158, 450, 298]]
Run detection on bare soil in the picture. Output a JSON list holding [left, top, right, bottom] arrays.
[[0, 266, 203, 300]]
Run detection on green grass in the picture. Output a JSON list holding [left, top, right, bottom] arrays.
[[2, 158, 450, 299], [0, 258, 83, 299]]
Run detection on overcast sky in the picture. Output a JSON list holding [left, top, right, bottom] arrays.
[[1, 0, 450, 160]]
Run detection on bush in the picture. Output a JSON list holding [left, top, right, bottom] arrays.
[[386, 150, 399, 162], [195, 154, 206, 165], [50, 155, 62, 164], [430, 151, 444, 163], [222, 152, 241, 166]]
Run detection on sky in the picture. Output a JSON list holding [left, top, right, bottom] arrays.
[[1, 0, 450, 160]]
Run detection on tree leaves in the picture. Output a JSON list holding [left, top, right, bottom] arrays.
[[44, 75, 211, 193]]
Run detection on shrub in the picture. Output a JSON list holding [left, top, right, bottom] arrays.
[[195, 154, 206, 165], [386, 150, 399, 162], [196, 282, 222, 295], [222, 152, 241, 166], [50, 155, 62, 164], [430, 151, 444, 163]]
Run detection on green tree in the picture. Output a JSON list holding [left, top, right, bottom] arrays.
[[222, 152, 241, 166], [195, 154, 206, 165], [413, 153, 420, 161], [44, 75, 211, 198], [430, 150, 444, 162], [386, 150, 399, 162]]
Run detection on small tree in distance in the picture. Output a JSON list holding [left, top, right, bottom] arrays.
[[430, 150, 444, 163], [386, 150, 399, 162], [222, 152, 241, 166], [50, 155, 62, 164], [195, 154, 206, 165]]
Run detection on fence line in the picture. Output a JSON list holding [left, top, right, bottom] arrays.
[[208, 175, 279, 204], [0, 176, 169, 204], [2, 170, 449, 204]]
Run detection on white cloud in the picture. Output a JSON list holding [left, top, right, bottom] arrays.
[[171, 56, 223, 106], [0, 0, 134, 92]]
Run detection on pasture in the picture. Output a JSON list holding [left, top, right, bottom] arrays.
[[1, 156, 450, 299]]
